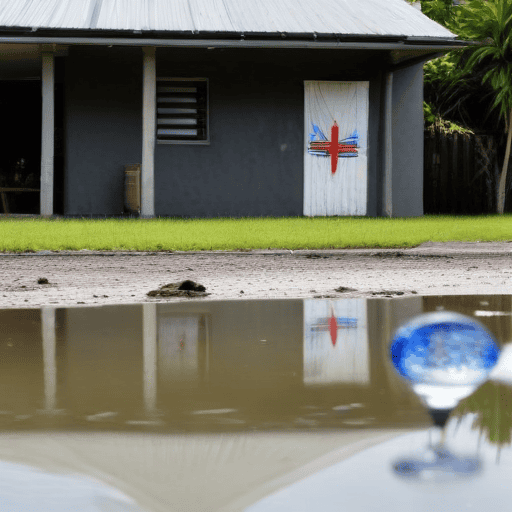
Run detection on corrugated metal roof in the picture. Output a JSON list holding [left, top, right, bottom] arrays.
[[0, 0, 455, 38]]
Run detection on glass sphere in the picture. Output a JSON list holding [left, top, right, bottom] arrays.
[[390, 311, 501, 410]]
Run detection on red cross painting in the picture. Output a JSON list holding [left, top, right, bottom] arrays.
[[308, 122, 359, 175]]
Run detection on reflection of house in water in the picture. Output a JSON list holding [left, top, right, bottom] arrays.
[[54, 301, 304, 420], [0, 295, 508, 428], [61, 305, 144, 415], [0, 308, 45, 413]]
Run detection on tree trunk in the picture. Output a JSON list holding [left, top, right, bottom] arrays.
[[497, 107, 512, 214]]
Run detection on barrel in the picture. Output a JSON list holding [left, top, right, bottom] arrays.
[[124, 164, 141, 214]]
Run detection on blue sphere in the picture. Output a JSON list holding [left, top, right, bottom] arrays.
[[390, 311, 500, 386]]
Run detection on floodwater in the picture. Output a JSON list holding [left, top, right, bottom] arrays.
[[1, 295, 512, 511]]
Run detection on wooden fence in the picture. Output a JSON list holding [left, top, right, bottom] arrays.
[[424, 129, 500, 214]]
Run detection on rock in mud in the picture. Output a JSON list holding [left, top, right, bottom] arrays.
[[147, 280, 208, 298]]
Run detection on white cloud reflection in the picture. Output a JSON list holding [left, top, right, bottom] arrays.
[[0, 460, 142, 511], [489, 344, 512, 384]]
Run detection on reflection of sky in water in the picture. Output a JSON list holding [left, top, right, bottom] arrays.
[[0, 460, 142, 511], [246, 413, 512, 512]]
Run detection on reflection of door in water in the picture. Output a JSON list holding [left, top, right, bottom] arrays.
[[304, 81, 369, 216], [158, 314, 209, 390], [303, 299, 369, 385], [0, 80, 41, 214]]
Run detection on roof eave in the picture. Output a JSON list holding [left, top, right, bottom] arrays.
[[0, 30, 467, 50]]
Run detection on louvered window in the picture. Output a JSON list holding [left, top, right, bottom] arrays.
[[156, 78, 209, 144]]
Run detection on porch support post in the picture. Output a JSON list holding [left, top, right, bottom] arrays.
[[41, 51, 55, 217], [383, 71, 393, 217], [141, 46, 156, 218], [41, 306, 57, 413], [142, 303, 158, 416]]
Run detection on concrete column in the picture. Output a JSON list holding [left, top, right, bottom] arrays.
[[383, 71, 393, 217], [41, 306, 57, 412], [41, 51, 55, 217], [142, 303, 158, 416], [141, 47, 156, 218]]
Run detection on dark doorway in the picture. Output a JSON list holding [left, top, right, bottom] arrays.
[[0, 80, 42, 214], [0, 78, 65, 215]]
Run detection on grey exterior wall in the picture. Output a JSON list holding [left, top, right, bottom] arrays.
[[367, 72, 383, 218], [63, 46, 143, 215], [61, 46, 423, 217], [390, 62, 424, 217], [155, 48, 383, 217], [62, 46, 388, 217]]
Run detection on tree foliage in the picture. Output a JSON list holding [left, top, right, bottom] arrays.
[[421, 0, 459, 27], [456, 1, 512, 122], [421, 0, 512, 212], [422, 0, 512, 136]]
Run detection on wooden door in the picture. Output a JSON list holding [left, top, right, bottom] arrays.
[[304, 81, 369, 216]]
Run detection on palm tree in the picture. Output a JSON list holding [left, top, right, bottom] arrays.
[[453, 0, 512, 213]]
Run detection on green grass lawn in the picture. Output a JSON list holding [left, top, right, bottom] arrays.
[[0, 215, 511, 252]]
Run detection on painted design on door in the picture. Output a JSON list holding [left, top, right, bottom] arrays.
[[304, 81, 369, 216], [308, 122, 359, 175], [310, 303, 358, 347], [303, 299, 369, 385]]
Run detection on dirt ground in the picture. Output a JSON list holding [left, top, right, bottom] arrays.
[[1, 241, 512, 308]]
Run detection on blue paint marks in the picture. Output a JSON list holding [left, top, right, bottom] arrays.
[[309, 123, 328, 142]]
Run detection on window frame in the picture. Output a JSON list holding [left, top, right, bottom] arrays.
[[156, 77, 210, 145]]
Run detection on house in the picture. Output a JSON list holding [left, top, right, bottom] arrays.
[[0, 0, 463, 217]]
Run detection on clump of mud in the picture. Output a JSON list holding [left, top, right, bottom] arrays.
[[147, 280, 209, 298], [371, 290, 405, 296], [372, 252, 405, 258]]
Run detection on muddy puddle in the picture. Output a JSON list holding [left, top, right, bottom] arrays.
[[1, 295, 512, 511]]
